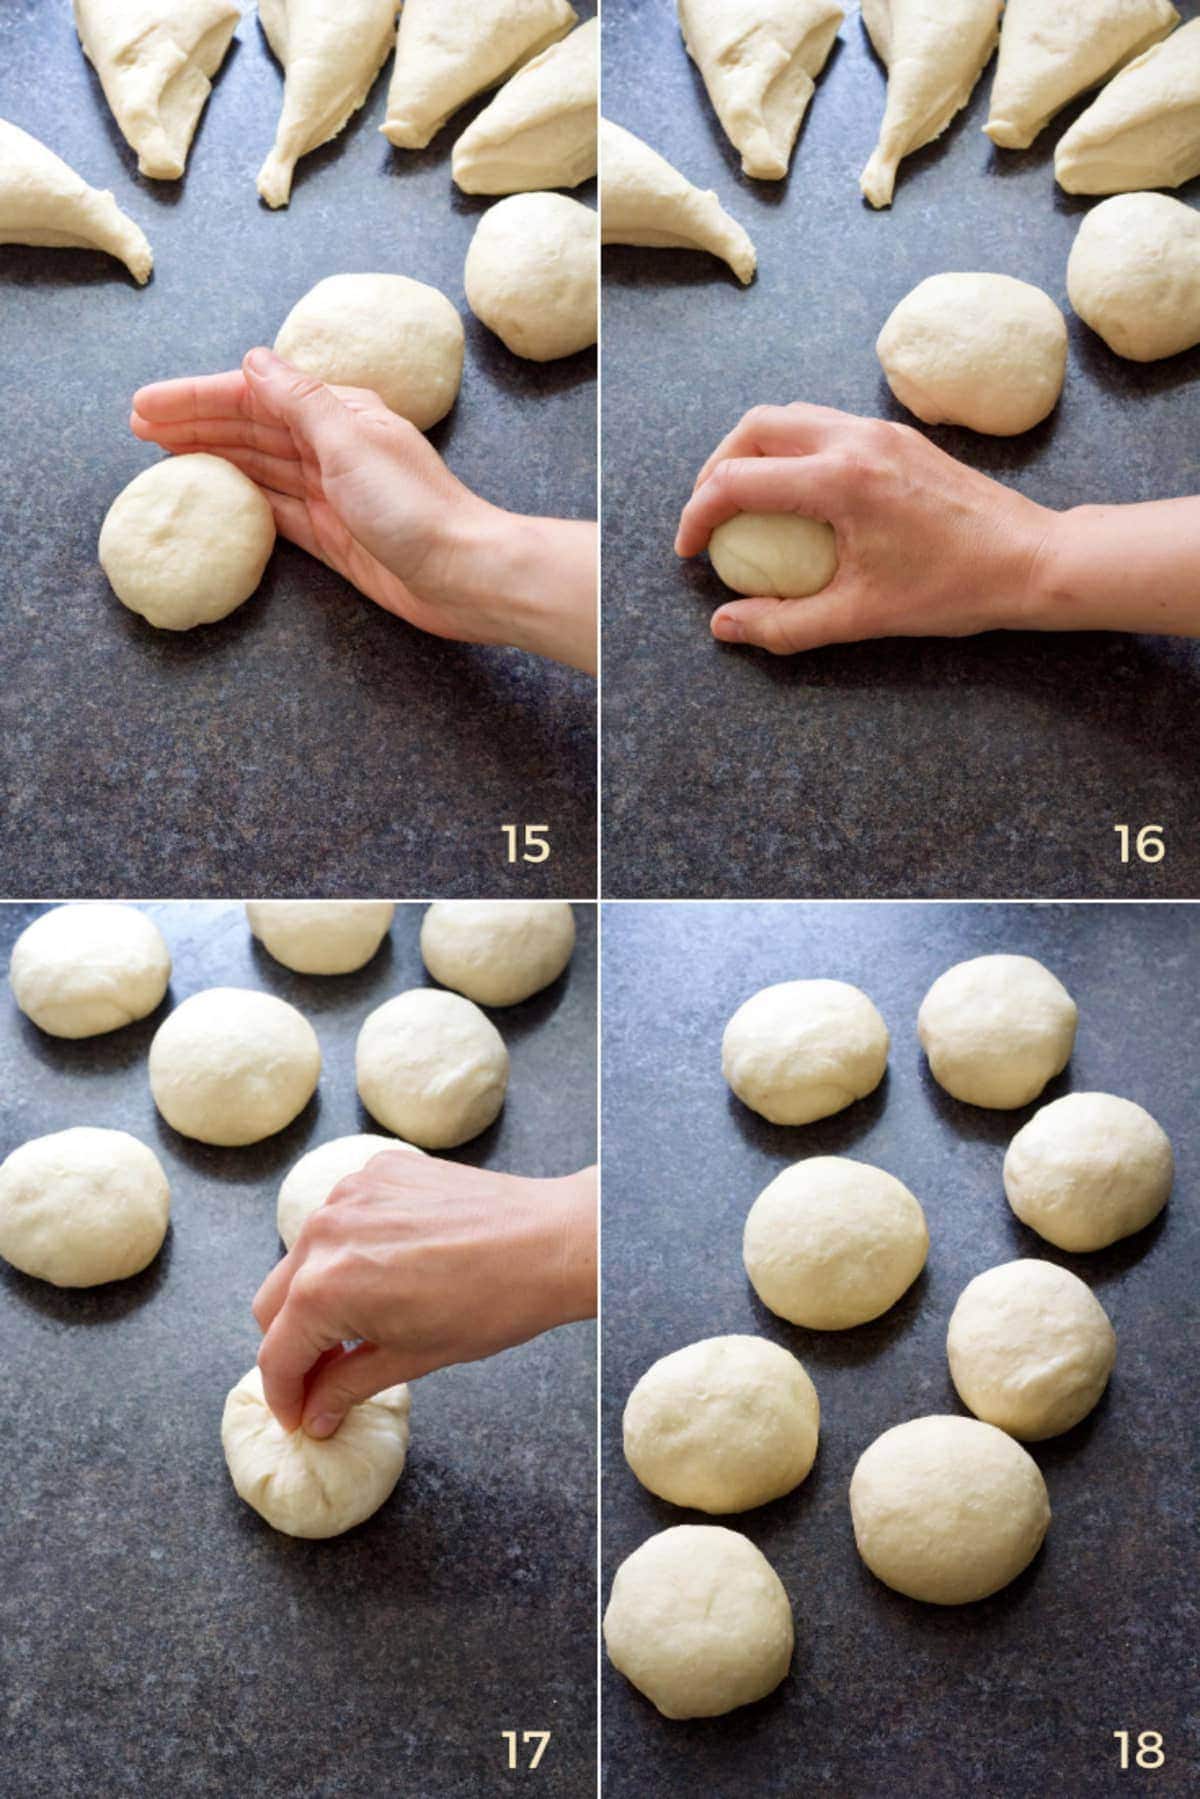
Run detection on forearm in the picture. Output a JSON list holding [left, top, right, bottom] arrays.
[[1025, 498, 1200, 638], [471, 511, 597, 673]]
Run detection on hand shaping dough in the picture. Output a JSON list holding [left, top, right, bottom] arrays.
[[420, 901, 575, 1006], [277, 1132, 423, 1250], [10, 903, 170, 1038], [599, 119, 756, 284], [453, 18, 597, 194], [0, 1127, 169, 1287], [917, 953, 1077, 1109], [274, 273, 464, 430], [257, 0, 398, 208], [623, 1336, 819, 1513], [382, 0, 576, 150], [150, 987, 320, 1145], [464, 193, 596, 361], [603, 1526, 793, 1717], [1068, 192, 1200, 362], [985, 0, 1178, 150], [743, 1156, 928, 1329], [0, 117, 152, 283], [356, 988, 508, 1148], [860, 0, 1002, 208], [1056, 20, 1200, 194], [709, 512, 838, 597], [222, 1366, 410, 1538], [948, 1260, 1116, 1440], [99, 454, 276, 630], [722, 979, 889, 1126], [1004, 1091, 1173, 1251], [877, 273, 1067, 435], [850, 1416, 1051, 1604], [677, 0, 844, 180], [246, 900, 395, 975]]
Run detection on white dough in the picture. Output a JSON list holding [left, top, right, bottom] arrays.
[[1004, 1091, 1173, 1251], [1067, 192, 1200, 362], [1056, 20, 1200, 195], [722, 979, 889, 1126], [0, 1127, 169, 1287], [382, 0, 577, 150], [709, 512, 838, 598], [0, 116, 153, 283], [277, 1132, 423, 1250], [356, 988, 508, 1148], [149, 987, 320, 1146], [599, 119, 756, 284], [464, 192, 597, 361], [257, 0, 399, 208], [623, 1336, 819, 1513], [985, 0, 1178, 150], [246, 900, 395, 975], [603, 1525, 793, 1717], [453, 19, 597, 195], [860, 0, 1002, 208], [10, 903, 170, 1038], [419, 901, 575, 1007], [917, 953, 1077, 1109]]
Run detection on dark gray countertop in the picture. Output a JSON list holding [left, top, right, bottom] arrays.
[[601, 901, 1198, 1797], [0, 900, 597, 1799], [0, 5, 595, 898], [601, 0, 1200, 899]]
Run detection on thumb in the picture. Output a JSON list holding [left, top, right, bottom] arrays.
[[243, 346, 361, 466], [710, 592, 855, 655], [302, 1342, 421, 1439]]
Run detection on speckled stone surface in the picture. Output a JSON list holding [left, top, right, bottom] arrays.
[[601, 1, 1200, 899], [602, 902, 1198, 1796], [0, 901, 597, 1798], [0, 4, 595, 898]]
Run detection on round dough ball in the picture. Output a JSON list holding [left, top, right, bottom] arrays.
[[603, 1525, 793, 1718], [277, 1132, 424, 1250], [1067, 193, 1200, 363], [356, 988, 508, 1148], [918, 954, 1077, 1109], [722, 979, 889, 1126], [464, 193, 597, 361], [274, 273, 464, 429], [245, 900, 395, 975], [623, 1335, 819, 1513], [876, 273, 1067, 435], [1004, 1091, 1173, 1251], [9, 903, 170, 1038], [709, 512, 838, 599], [850, 1415, 1050, 1605], [948, 1259, 1116, 1441], [221, 1366, 410, 1538], [744, 1157, 928, 1330], [420, 900, 575, 1006], [149, 988, 320, 1146], [0, 1127, 169, 1287]]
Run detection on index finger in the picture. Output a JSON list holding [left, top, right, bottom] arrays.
[[257, 1286, 342, 1432], [692, 402, 846, 493], [676, 454, 843, 557], [131, 368, 254, 425]]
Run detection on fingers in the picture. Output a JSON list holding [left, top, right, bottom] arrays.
[[243, 347, 363, 477], [676, 455, 844, 557], [131, 369, 251, 424], [252, 1248, 295, 1334], [129, 411, 297, 462], [691, 402, 846, 494], [710, 592, 861, 655], [256, 1278, 341, 1432], [300, 1342, 422, 1439], [175, 443, 306, 499]]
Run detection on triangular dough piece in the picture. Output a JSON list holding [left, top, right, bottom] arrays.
[[985, 0, 1178, 150], [257, 0, 399, 208], [1056, 19, 1200, 193], [677, 0, 844, 180], [0, 117, 152, 282], [73, 0, 240, 180], [382, 0, 576, 151], [600, 119, 756, 283], [860, 0, 1002, 207], [452, 18, 597, 194]]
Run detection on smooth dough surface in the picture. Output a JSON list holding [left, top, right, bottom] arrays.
[[722, 979, 889, 1126], [257, 0, 398, 207], [0, 116, 153, 283], [603, 1525, 794, 1717], [274, 273, 464, 429], [246, 900, 395, 975], [599, 118, 756, 283], [709, 511, 838, 598], [1004, 1090, 1173, 1251], [150, 987, 320, 1146], [465, 192, 597, 361], [10, 903, 170, 1038], [277, 1132, 423, 1250], [1067, 192, 1200, 362], [419, 901, 575, 1006], [382, 0, 577, 150], [356, 988, 509, 1148], [1056, 19, 1200, 194], [860, 0, 1002, 208], [452, 19, 597, 194], [917, 953, 1077, 1109], [985, 0, 1178, 150], [0, 1127, 169, 1287]]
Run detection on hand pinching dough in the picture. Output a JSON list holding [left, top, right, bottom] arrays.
[[274, 274, 464, 430], [246, 900, 395, 975], [709, 512, 838, 598], [0, 117, 152, 283], [599, 119, 756, 284], [1067, 193, 1200, 362], [623, 1336, 819, 1513], [985, 0, 1178, 150], [0, 1128, 169, 1287], [357, 989, 508, 1148], [452, 19, 597, 194], [860, 0, 1002, 208], [603, 1525, 794, 1717], [464, 193, 597, 361], [257, 0, 399, 208], [1056, 20, 1200, 195], [277, 1133, 423, 1251], [917, 953, 1077, 1108], [722, 979, 889, 1126], [1004, 1091, 1173, 1251], [150, 988, 320, 1145], [420, 901, 575, 1007], [10, 903, 170, 1038], [382, 0, 576, 149]]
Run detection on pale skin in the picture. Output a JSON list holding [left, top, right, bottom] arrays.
[[676, 403, 1200, 656], [130, 347, 597, 674]]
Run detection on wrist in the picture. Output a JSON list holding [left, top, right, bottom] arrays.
[[988, 497, 1063, 631], [542, 1168, 597, 1329], [466, 509, 597, 672]]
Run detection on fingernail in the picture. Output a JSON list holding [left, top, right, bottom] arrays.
[[712, 613, 744, 643], [303, 1412, 341, 1439], [244, 347, 272, 375]]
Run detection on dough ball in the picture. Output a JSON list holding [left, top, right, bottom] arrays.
[[1004, 1091, 1173, 1251], [743, 1157, 928, 1330], [709, 512, 838, 599], [876, 273, 1067, 435], [99, 453, 276, 631], [245, 900, 395, 975], [277, 1132, 424, 1251], [420, 900, 575, 1006], [464, 192, 597, 361], [918, 954, 1077, 1109], [722, 979, 889, 1126], [603, 1525, 793, 1718], [0, 1127, 169, 1287], [9, 903, 170, 1038], [221, 1366, 410, 1539], [150, 987, 320, 1146], [948, 1259, 1116, 1441], [1067, 192, 1200, 363], [623, 1335, 819, 1513], [850, 1415, 1050, 1605], [356, 988, 508, 1148], [274, 273, 464, 430]]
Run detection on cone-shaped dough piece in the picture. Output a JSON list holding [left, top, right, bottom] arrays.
[[382, 0, 576, 151], [1056, 19, 1200, 194], [73, 0, 239, 180], [860, 0, 1002, 208], [452, 18, 597, 194], [600, 120, 756, 283], [0, 118, 152, 282], [677, 0, 844, 180], [257, 0, 398, 207], [985, 0, 1178, 150]]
